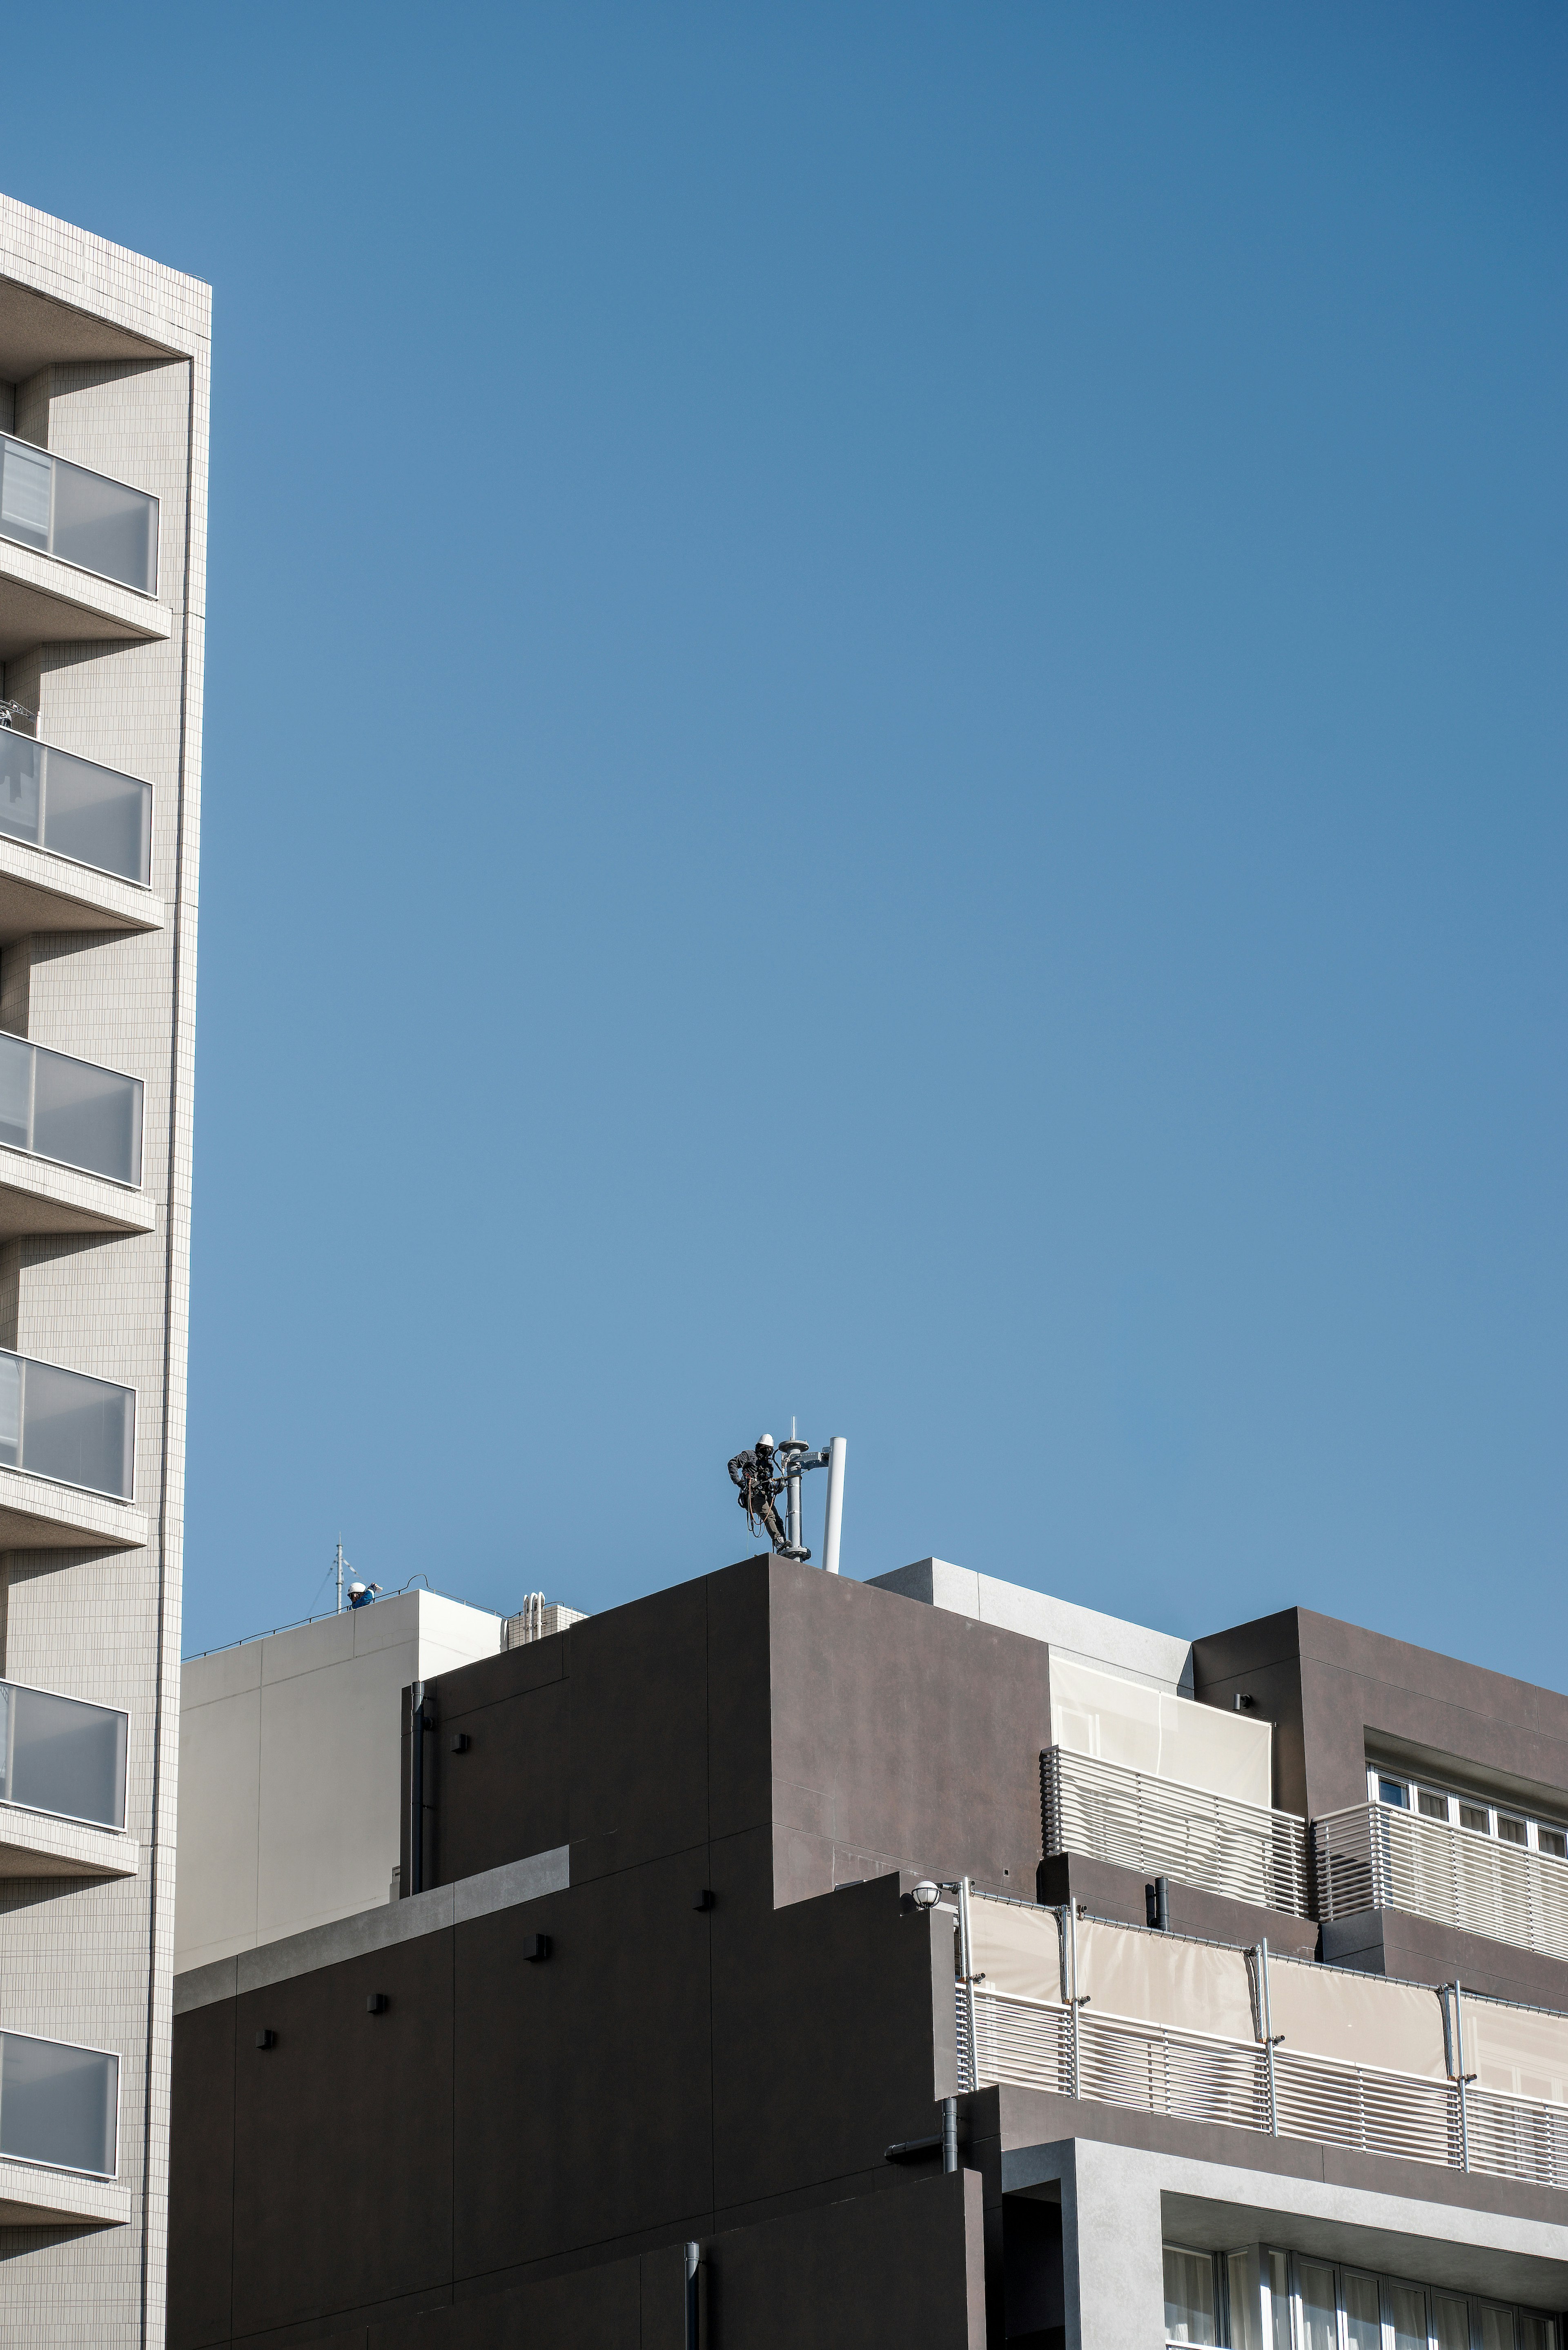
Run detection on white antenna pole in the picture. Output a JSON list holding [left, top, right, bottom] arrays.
[[335, 1537, 344, 1615], [821, 1437, 846, 1574]]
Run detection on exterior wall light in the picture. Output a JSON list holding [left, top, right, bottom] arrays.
[[911, 1881, 942, 1909], [521, 1933, 551, 1962], [254, 2029, 276, 2050], [450, 1732, 471, 1752], [366, 1993, 388, 2015], [693, 1889, 715, 1911]]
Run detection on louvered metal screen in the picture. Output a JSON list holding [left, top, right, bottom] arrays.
[[956, 1986, 1568, 2190], [1313, 1803, 1568, 1964], [1041, 1745, 1309, 1915]]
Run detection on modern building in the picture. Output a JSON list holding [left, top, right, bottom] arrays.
[[176, 1590, 586, 1971], [0, 196, 209, 2344], [168, 1552, 1568, 2348]]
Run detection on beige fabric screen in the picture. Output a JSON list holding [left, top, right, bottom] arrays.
[[1267, 1954, 1448, 2079], [968, 1897, 1065, 2005], [1048, 1654, 1273, 1807], [1075, 1916, 1258, 2042], [1465, 1998, 1568, 2105]]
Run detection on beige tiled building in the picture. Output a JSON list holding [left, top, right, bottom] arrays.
[[0, 193, 208, 2343]]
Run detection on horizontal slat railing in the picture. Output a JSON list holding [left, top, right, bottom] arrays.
[[1313, 1802, 1568, 1964], [957, 1987, 1557, 2187], [1042, 1745, 1309, 1915]]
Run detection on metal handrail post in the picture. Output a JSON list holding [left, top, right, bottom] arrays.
[[1068, 1901, 1082, 2102], [1453, 1979, 1471, 2174], [1256, 1938, 1279, 2136], [958, 1876, 980, 2091]]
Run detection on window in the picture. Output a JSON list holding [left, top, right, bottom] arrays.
[[1388, 2282, 1428, 2350], [1370, 1764, 1568, 1859], [1256, 2249, 1556, 2350], [1165, 2245, 1218, 2346], [1434, 2299, 1472, 2350], [1341, 2272, 1380, 2350]]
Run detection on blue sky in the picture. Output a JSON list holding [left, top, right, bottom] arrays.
[[6, 4, 1563, 1672]]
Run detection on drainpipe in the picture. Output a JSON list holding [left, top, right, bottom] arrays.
[[942, 2096, 958, 2174], [408, 1680, 425, 1897], [684, 2241, 699, 2348]]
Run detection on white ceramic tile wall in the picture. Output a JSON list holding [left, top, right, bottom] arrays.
[[0, 193, 208, 2348]]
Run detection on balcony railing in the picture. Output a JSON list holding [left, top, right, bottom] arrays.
[[0, 1348, 134, 1501], [1042, 1744, 1310, 1915], [0, 1679, 127, 1831], [1314, 1800, 1568, 1964], [957, 1887, 1568, 2196], [0, 2028, 118, 2176], [0, 729, 152, 885], [0, 433, 158, 597], [0, 1031, 142, 1187]]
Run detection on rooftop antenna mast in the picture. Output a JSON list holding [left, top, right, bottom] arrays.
[[334, 1536, 347, 1615], [727, 1421, 847, 1570]]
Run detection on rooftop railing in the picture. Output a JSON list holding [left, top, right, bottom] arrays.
[[0, 2028, 118, 2176], [956, 1885, 1568, 2195], [0, 432, 158, 597], [1314, 1800, 1568, 1966], [1042, 1744, 1310, 1916], [0, 1347, 134, 1501], [0, 729, 152, 886], [0, 1678, 128, 1832], [0, 1030, 142, 1187]]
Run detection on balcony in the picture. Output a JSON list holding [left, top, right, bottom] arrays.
[[0, 1347, 143, 1553], [1315, 1800, 1568, 1965], [0, 727, 151, 886], [0, 435, 169, 665], [0, 1677, 135, 1879], [957, 1883, 1568, 2194], [0, 433, 157, 595], [1043, 1746, 1310, 1914], [0, 1030, 141, 1187], [0, 2027, 118, 2181]]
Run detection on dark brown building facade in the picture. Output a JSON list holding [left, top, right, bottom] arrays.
[[168, 1558, 1568, 2348]]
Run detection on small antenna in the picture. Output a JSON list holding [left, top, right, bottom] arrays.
[[335, 1535, 347, 1615]]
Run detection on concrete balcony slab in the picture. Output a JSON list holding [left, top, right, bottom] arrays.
[[0, 832, 163, 944], [0, 1802, 137, 1878], [0, 1146, 154, 1239], [0, 539, 170, 664], [0, 1466, 145, 1552], [0, 2154, 130, 2229]]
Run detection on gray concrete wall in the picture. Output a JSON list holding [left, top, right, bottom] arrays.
[[176, 1593, 504, 1971]]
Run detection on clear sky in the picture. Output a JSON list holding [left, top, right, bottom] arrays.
[[5, 4, 1563, 1674]]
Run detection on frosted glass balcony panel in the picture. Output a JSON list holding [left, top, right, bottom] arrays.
[[0, 1680, 127, 1829], [0, 1349, 134, 1499], [0, 731, 152, 884], [0, 437, 50, 551], [0, 1032, 142, 1184], [0, 2031, 117, 2175], [0, 433, 158, 595]]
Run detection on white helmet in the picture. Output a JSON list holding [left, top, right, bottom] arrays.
[[757, 1433, 775, 1451]]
